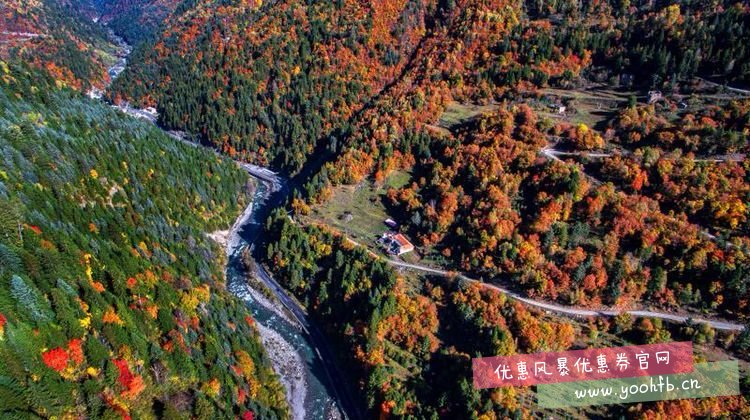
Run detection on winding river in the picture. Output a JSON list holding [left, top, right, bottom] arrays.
[[225, 180, 347, 420], [101, 34, 358, 420]]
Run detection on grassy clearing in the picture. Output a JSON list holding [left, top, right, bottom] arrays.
[[438, 101, 499, 128], [384, 170, 411, 189], [308, 170, 411, 248], [537, 87, 635, 129]]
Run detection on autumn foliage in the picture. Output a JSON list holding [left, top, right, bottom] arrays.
[[0, 63, 288, 418], [42, 347, 70, 372]]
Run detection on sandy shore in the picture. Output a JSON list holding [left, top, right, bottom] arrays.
[[256, 323, 307, 420], [210, 191, 308, 420], [207, 229, 229, 250]]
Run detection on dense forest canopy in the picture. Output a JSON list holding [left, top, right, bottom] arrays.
[[382, 105, 750, 317], [112, 0, 750, 173], [3, 0, 750, 418], [110, 0, 436, 173], [0, 63, 288, 419], [262, 209, 750, 418], [0, 0, 119, 90]]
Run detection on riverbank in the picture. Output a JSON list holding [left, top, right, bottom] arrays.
[[103, 34, 351, 420], [256, 323, 307, 419], [209, 184, 308, 420], [228, 269, 308, 420]]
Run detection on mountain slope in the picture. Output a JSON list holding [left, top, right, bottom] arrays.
[[92, 0, 180, 45], [262, 208, 750, 418], [110, 0, 438, 172], [0, 62, 288, 419], [0, 0, 119, 90], [112, 0, 750, 177]]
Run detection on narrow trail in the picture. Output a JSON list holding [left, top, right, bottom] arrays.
[[541, 138, 743, 249], [385, 258, 745, 332], [343, 234, 744, 332]]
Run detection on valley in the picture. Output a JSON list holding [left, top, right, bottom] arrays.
[[2, 0, 750, 418]]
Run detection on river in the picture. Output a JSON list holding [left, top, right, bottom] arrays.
[[99, 32, 358, 420], [225, 181, 345, 420]]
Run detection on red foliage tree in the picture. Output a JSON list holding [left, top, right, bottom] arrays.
[[42, 347, 69, 372], [68, 339, 84, 364]]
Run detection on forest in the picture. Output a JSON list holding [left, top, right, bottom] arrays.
[[0, 0, 121, 90], [262, 209, 750, 418], [5, 0, 750, 418], [0, 62, 288, 419], [111, 0, 750, 176], [108, 0, 441, 173], [381, 105, 750, 319]]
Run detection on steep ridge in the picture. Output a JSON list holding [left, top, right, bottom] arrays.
[[0, 0, 118, 90], [91, 0, 180, 45], [109, 0, 440, 173], [0, 62, 289, 418], [113, 0, 750, 177]]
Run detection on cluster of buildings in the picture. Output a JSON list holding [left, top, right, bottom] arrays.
[[377, 219, 414, 256]]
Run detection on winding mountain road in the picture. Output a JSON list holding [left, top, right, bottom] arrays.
[[340, 234, 745, 332], [383, 258, 745, 332], [105, 39, 745, 420]]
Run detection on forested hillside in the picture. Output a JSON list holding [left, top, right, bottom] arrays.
[[262, 210, 750, 418], [112, 0, 750, 174], [313, 0, 750, 186], [293, 0, 750, 319], [109, 0, 750, 325], [0, 0, 119, 90], [0, 62, 288, 419], [495, 0, 750, 88], [381, 105, 750, 318], [91, 0, 179, 45], [109, 0, 444, 172]]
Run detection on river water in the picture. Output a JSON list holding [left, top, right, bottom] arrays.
[[224, 182, 343, 419], [101, 33, 346, 420]]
